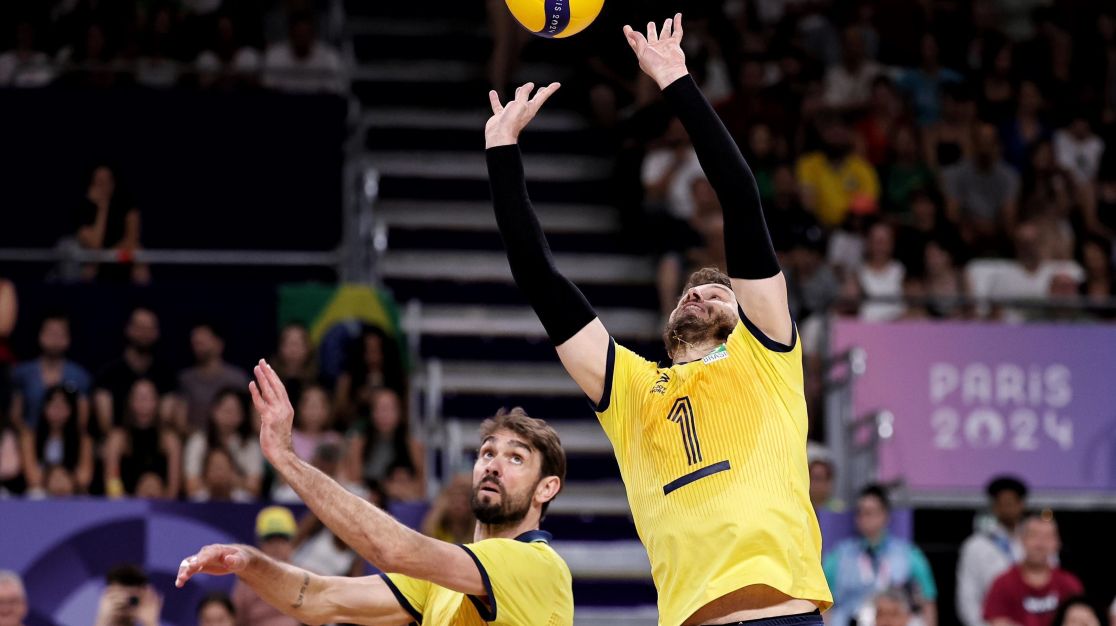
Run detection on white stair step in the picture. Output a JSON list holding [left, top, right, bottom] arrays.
[[353, 60, 565, 83], [547, 482, 631, 516], [380, 250, 655, 284], [552, 541, 651, 580], [446, 418, 613, 454], [364, 108, 586, 132], [415, 360, 581, 395], [378, 200, 616, 233], [406, 305, 659, 341], [368, 151, 609, 182]]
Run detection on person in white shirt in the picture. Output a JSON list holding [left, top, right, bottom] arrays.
[[0, 22, 54, 87], [262, 10, 345, 94], [955, 476, 1028, 626], [823, 25, 882, 111], [1052, 114, 1105, 186], [858, 222, 906, 321]]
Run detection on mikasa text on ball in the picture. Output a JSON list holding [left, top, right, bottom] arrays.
[[504, 0, 605, 38]]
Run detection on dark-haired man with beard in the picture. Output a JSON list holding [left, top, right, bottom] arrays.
[[93, 307, 173, 435], [485, 14, 830, 626], [176, 361, 572, 626]]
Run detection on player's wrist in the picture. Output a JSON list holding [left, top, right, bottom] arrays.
[[655, 67, 690, 90], [485, 132, 519, 148]]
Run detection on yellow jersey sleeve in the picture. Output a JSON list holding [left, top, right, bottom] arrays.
[[592, 338, 658, 448], [460, 538, 574, 626], [380, 572, 429, 623], [727, 313, 804, 397]]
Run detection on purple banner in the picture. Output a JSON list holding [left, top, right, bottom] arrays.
[[832, 320, 1116, 492]]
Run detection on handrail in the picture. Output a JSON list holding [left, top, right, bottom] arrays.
[[0, 247, 341, 267]]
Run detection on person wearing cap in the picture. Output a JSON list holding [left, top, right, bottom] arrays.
[[230, 506, 299, 626], [177, 360, 572, 625], [956, 475, 1029, 626]]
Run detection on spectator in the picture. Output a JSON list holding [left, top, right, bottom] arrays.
[[262, 10, 344, 94], [880, 125, 936, 220], [196, 14, 261, 89], [134, 472, 168, 500], [94, 565, 161, 626], [93, 307, 173, 435], [183, 388, 261, 498], [103, 379, 182, 499], [922, 240, 968, 318], [231, 507, 300, 626], [765, 165, 821, 255], [270, 322, 318, 406], [177, 321, 248, 433], [875, 589, 915, 626], [1000, 80, 1050, 171], [956, 476, 1030, 626], [0, 278, 14, 367], [345, 387, 423, 489], [1081, 237, 1114, 305], [1050, 598, 1103, 626], [9, 312, 91, 431], [20, 385, 93, 494], [942, 123, 1021, 255], [43, 464, 76, 497], [806, 443, 843, 513], [0, 407, 22, 496], [858, 222, 907, 321], [641, 118, 705, 222], [1084, 165, 1116, 240], [796, 114, 881, 227], [1019, 140, 1078, 260], [979, 43, 1017, 125], [422, 473, 476, 544], [191, 447, 250, 502], [823, 25, 882, 111], [742, 123, 784, 205], [0, 570, 27, 626], [857, 78, 908, 167], [984, 514, 1083, 626], [72, 164, 147, 284], [333, 326, 405, 424], [135, 5, 182, 88], [1053, 113, 1106, 186], [196, 592, 236, 626], [824, 485, 938, 626], [655, 177, 727, 318], [922, 84, 977, 170], [898, 34, 962, 127], [972, 222, 1085, 320], [0, 21, 54, 87], [290, 384, 339, 462]]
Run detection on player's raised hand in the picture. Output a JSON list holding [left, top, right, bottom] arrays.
[[249, 359, 295, 464], [485, 82, 561, 148], [175, 544, 250, 588], [623, 13, 688, 90]]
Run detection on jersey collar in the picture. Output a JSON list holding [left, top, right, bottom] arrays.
[[514, 530, 553, 544]]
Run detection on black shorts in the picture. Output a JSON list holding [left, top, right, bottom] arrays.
[[705, 610, 824, 626]]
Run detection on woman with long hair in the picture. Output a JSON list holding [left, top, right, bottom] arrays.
[[183, 387, 261, 498], [21, 385, 93, 493], [344, 387, 423, 493], [103, 378, 182, 498]]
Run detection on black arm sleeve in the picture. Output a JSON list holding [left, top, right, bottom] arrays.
[[661, 74, 781, 280], [486, 145, 598, 345]]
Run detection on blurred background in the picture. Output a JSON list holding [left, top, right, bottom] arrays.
[[0, 0, 1115, 624]]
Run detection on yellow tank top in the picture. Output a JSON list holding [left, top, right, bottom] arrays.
[[594, 319, 832, 626]]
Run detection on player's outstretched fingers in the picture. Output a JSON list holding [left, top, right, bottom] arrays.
[[660, 17, 672, 39], [263, 360, 289, 403], [515, 82, 534, 103], [529, 82, 561, 110], [672, 13, 683, 39], [489, 90, 504, 115], [646, 21, 658, 43], [176, 554, 200, 588]]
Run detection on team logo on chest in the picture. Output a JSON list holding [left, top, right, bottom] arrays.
[[650, 372, 670, 395], [701, 344, 729, 365]]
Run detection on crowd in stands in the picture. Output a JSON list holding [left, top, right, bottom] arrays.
[[807, 449, 1111, 626], [0, 0, 345, 92], [584, 1, 1116, 330]]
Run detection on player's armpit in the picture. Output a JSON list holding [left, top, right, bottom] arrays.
[[730, 275, 793, 348], [555, 318, 611, 405], [316, 575, 419, 626]]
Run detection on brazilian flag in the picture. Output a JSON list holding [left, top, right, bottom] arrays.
[[277, 283, 408, 383]]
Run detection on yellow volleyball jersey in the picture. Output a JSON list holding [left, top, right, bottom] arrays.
[[381, 530, 573, 626], [594, 318, 832, 626]]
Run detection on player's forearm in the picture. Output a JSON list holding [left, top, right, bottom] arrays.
[[235, 546, 333, 624], [661, 74, 780, 279], [487, 145, 598, 344], [272, 451, 425, 571]]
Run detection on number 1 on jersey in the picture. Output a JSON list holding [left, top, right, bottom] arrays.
[[667, 397, 703, 465]]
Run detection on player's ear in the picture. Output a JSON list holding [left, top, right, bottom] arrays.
[[535, 475, 561, 506]]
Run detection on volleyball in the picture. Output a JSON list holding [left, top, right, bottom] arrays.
[[504, 0, 605, 38]]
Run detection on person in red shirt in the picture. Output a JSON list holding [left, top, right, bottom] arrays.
[[983, 514, 1083, 626]]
